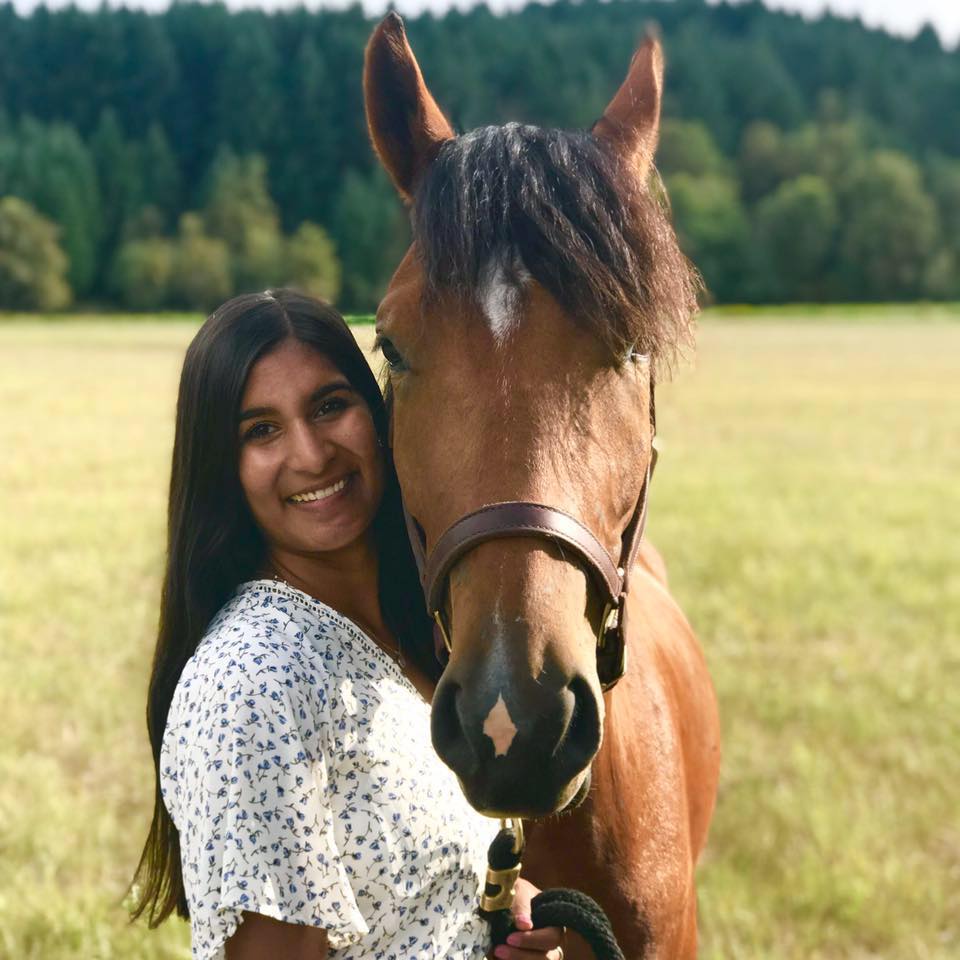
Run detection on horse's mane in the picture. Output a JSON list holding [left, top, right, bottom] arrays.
[[412, 122, 699, 378]]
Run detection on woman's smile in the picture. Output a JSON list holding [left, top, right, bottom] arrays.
[[288, 475, 349, 503], [286, 472, 354, 508]]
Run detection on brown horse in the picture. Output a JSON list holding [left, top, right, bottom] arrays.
[[363, 16, 720, 959]]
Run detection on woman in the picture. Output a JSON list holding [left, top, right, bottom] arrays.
[[131, 290, 564, 960]]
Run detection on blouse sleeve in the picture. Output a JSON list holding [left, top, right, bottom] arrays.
[[167, 638, 369, 960]]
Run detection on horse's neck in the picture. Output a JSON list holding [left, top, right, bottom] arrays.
[[631, 538, 670, 591], [615, 545, 721, 860]]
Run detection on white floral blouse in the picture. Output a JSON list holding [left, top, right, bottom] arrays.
[[160, 579, 497, 960]]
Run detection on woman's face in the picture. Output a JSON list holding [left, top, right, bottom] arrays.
[[237, 338, 385, 559]]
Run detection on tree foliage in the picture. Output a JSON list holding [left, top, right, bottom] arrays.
[[0, 118, 101, 296], [170, 213, 232, 312], [202, 150, 284, 294], [755, 176, 837, 300], [0, 196, 71, 310], [110, 236, 174, 310], [667, 173, 750, 302], [332, 168, 410, 311], [839, 151, 938, 300], [1, 0, 959, 309], [284, 222, 341, 303]]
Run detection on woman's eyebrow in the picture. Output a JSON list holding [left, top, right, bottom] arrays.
[[238, 380, 354, 422]]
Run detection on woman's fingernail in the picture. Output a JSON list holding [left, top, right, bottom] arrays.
[[494, 947, 510, 959], [515, 914, 532, 927], [507, 933, 523, 945]]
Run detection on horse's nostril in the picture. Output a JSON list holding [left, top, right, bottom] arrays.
[[560, 675, 601, 771], [431, 679, 481, 779], [430, 679, 460, 756]]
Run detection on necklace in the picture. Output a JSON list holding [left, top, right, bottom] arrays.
[[266, 572, 405, 667]]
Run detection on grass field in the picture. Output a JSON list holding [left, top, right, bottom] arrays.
[[1, 307, 957, 959]]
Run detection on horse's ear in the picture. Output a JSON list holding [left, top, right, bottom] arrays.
[[592, 34, 664, 180], [364, 13, 455, 201]]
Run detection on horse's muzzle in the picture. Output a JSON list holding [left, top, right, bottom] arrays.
[[430, 665, 602, 817]]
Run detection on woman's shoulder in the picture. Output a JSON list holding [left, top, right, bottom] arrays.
[[226, 578, 410, 687], [167, 578, 385, 720], [187, 584, 318, 685], [160, 584, 331, 810], [164, 582, 327, 737]]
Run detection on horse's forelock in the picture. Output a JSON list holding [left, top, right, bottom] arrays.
[[412, 122, 699, 378]]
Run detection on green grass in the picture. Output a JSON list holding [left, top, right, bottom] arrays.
[[0, 309, 956, 958]]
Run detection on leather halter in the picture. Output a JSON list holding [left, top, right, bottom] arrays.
[[398, 383, 656, 692]]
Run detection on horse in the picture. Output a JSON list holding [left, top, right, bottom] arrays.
[[362, 15, 721, 958]]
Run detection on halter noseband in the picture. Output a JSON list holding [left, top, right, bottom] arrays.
[[399, 384, 656, 692]]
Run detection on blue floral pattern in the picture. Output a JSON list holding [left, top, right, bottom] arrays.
[[161, 579, 497, 960]]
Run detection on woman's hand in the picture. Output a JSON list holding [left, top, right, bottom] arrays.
[[492, 878, 565, 960]]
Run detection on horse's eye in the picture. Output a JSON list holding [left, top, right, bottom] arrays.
[[376, 335, 408, 372]]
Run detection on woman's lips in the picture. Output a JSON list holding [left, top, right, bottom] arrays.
[[288, 475, 349, 503], [286, 472, 355, 510]]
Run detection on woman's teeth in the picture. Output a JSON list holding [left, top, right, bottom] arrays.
[[289, 477, 348, 503]]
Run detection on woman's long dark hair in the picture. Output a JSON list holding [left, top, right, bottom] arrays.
[[130, 289, 439, 926]]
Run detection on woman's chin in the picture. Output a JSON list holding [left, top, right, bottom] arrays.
[[285, 486, 379, 554]]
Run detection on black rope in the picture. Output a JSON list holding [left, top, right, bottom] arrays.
[[530, 890, 625, 960], [479, 825, 625, 960]]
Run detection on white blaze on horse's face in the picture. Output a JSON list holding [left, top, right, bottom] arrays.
[[479, 259, 530, 343]]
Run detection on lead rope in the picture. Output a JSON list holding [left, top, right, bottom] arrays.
[[479, 821, 625, 960]]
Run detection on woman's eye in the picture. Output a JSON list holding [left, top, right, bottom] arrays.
[[315, 397, 348, 417], [243, 422, 275, 442], [376, 336, 408, 372]]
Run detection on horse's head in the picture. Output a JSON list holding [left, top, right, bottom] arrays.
[[364, 15, 697, 818]]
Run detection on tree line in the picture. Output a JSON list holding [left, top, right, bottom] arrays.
[[1, 0, 958, 311]]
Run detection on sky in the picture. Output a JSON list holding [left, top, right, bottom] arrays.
[[9, 0, 960, 47]]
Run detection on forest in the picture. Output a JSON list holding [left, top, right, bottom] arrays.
[[0, 0, 958, 311]]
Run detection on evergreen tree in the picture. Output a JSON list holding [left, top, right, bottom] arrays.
[[3, 118, 102, 296], [203, 149, 284, 292], [90, 108, 143, 291], [138, 124, 181, 229], [272, 36, 338, 228], [213, 15, 279, 154], [332, 168, 409, 311]]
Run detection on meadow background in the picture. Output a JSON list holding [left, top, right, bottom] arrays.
[[2, 0, 959, 956], [1, 305, 957, 959]]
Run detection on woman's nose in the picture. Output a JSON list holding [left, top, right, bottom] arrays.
[[286, 420, 335, 472]]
